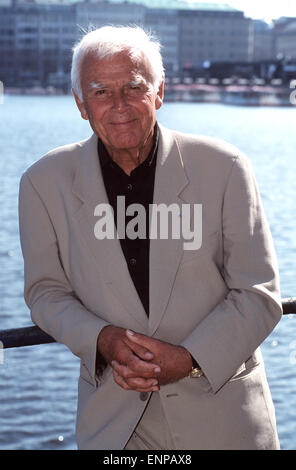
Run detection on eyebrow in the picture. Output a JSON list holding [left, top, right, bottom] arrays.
[[129, 78, 145, 87], [89, 81, 105, 90], [89, 78, 146, 91]]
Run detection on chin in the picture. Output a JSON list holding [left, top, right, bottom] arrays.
[[109, 137, 142, 151]]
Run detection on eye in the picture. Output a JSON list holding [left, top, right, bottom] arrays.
[[126, 83, 144, 96], [93, 88, 112, 100], [129, 85, 140, 92]]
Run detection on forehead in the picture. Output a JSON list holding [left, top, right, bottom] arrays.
[[81, 50, 153, 86]]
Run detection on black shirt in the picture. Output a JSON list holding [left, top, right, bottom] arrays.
[[98, 125, 159, 317]]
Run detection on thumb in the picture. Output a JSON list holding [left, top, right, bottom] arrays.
[[125, 330, 155, 361], [126, 329, 149, 346]]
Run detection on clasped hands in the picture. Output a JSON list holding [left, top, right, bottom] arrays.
[[97, 325, 193, 392]]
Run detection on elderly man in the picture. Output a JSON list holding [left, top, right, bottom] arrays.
[[19, 26, 282, 450]]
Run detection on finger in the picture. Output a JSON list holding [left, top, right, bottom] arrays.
[[126, 376, 159, 391], [117, 353, 161, 376], [113, 369, 159, 393], [116, 340, 155, 368], [112, 360, 159, 380], [123, 338, 154, 361], [114, 334, 156, 364], [112, 369, 132, 391], [111, 358, 160, 379], [126, 329, 154, 349]]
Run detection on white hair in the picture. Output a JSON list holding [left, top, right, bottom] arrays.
[[71, 25, 165, 100]]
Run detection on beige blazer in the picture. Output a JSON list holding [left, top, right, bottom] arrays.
[[19, 124, 282, 450]]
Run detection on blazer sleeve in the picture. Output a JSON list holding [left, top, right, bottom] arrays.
[[19, 172, 109, 388], [181, 153, 283, 393]]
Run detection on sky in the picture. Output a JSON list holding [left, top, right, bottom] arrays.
[[186, 0, 296, 22]]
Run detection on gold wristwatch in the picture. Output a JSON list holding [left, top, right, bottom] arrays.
[[188, 355, 204, 378]]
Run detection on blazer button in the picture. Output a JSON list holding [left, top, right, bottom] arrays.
[[139, 392, 149, 401]]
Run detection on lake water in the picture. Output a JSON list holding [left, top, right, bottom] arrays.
[[0, 95, 295, 450]]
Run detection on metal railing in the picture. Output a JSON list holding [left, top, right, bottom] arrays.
[[0, 297, 295, 350]]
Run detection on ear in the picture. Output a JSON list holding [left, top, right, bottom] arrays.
[[155, 77, 165, 110], [72, 89, 89, 120]]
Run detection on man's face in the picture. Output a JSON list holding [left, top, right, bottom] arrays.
[[73, 51, 164, 154]]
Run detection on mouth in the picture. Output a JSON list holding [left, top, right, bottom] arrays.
[[110, 119, 137, 126]]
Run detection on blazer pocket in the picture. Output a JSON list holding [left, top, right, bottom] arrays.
[[180, 230, 220, 266]]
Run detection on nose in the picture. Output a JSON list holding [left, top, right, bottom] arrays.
[[112, 90, 128, 112]]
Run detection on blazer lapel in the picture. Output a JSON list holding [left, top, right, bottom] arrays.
[[149, 125, 189, 336], [71, 134, 148, 331]]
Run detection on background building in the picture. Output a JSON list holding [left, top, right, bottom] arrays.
[[0, 4, 15, 85], [178, 5, 252, 72], [0, 1, 76, 88], [76, 0, 145, 32], [144, 7, 179, 74], [274, 17, 296, 61], [0, 0, 295, 90], [252, 20, 274, 61]]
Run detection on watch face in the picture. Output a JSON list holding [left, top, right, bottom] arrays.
[[190, 368, 203, 378]]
